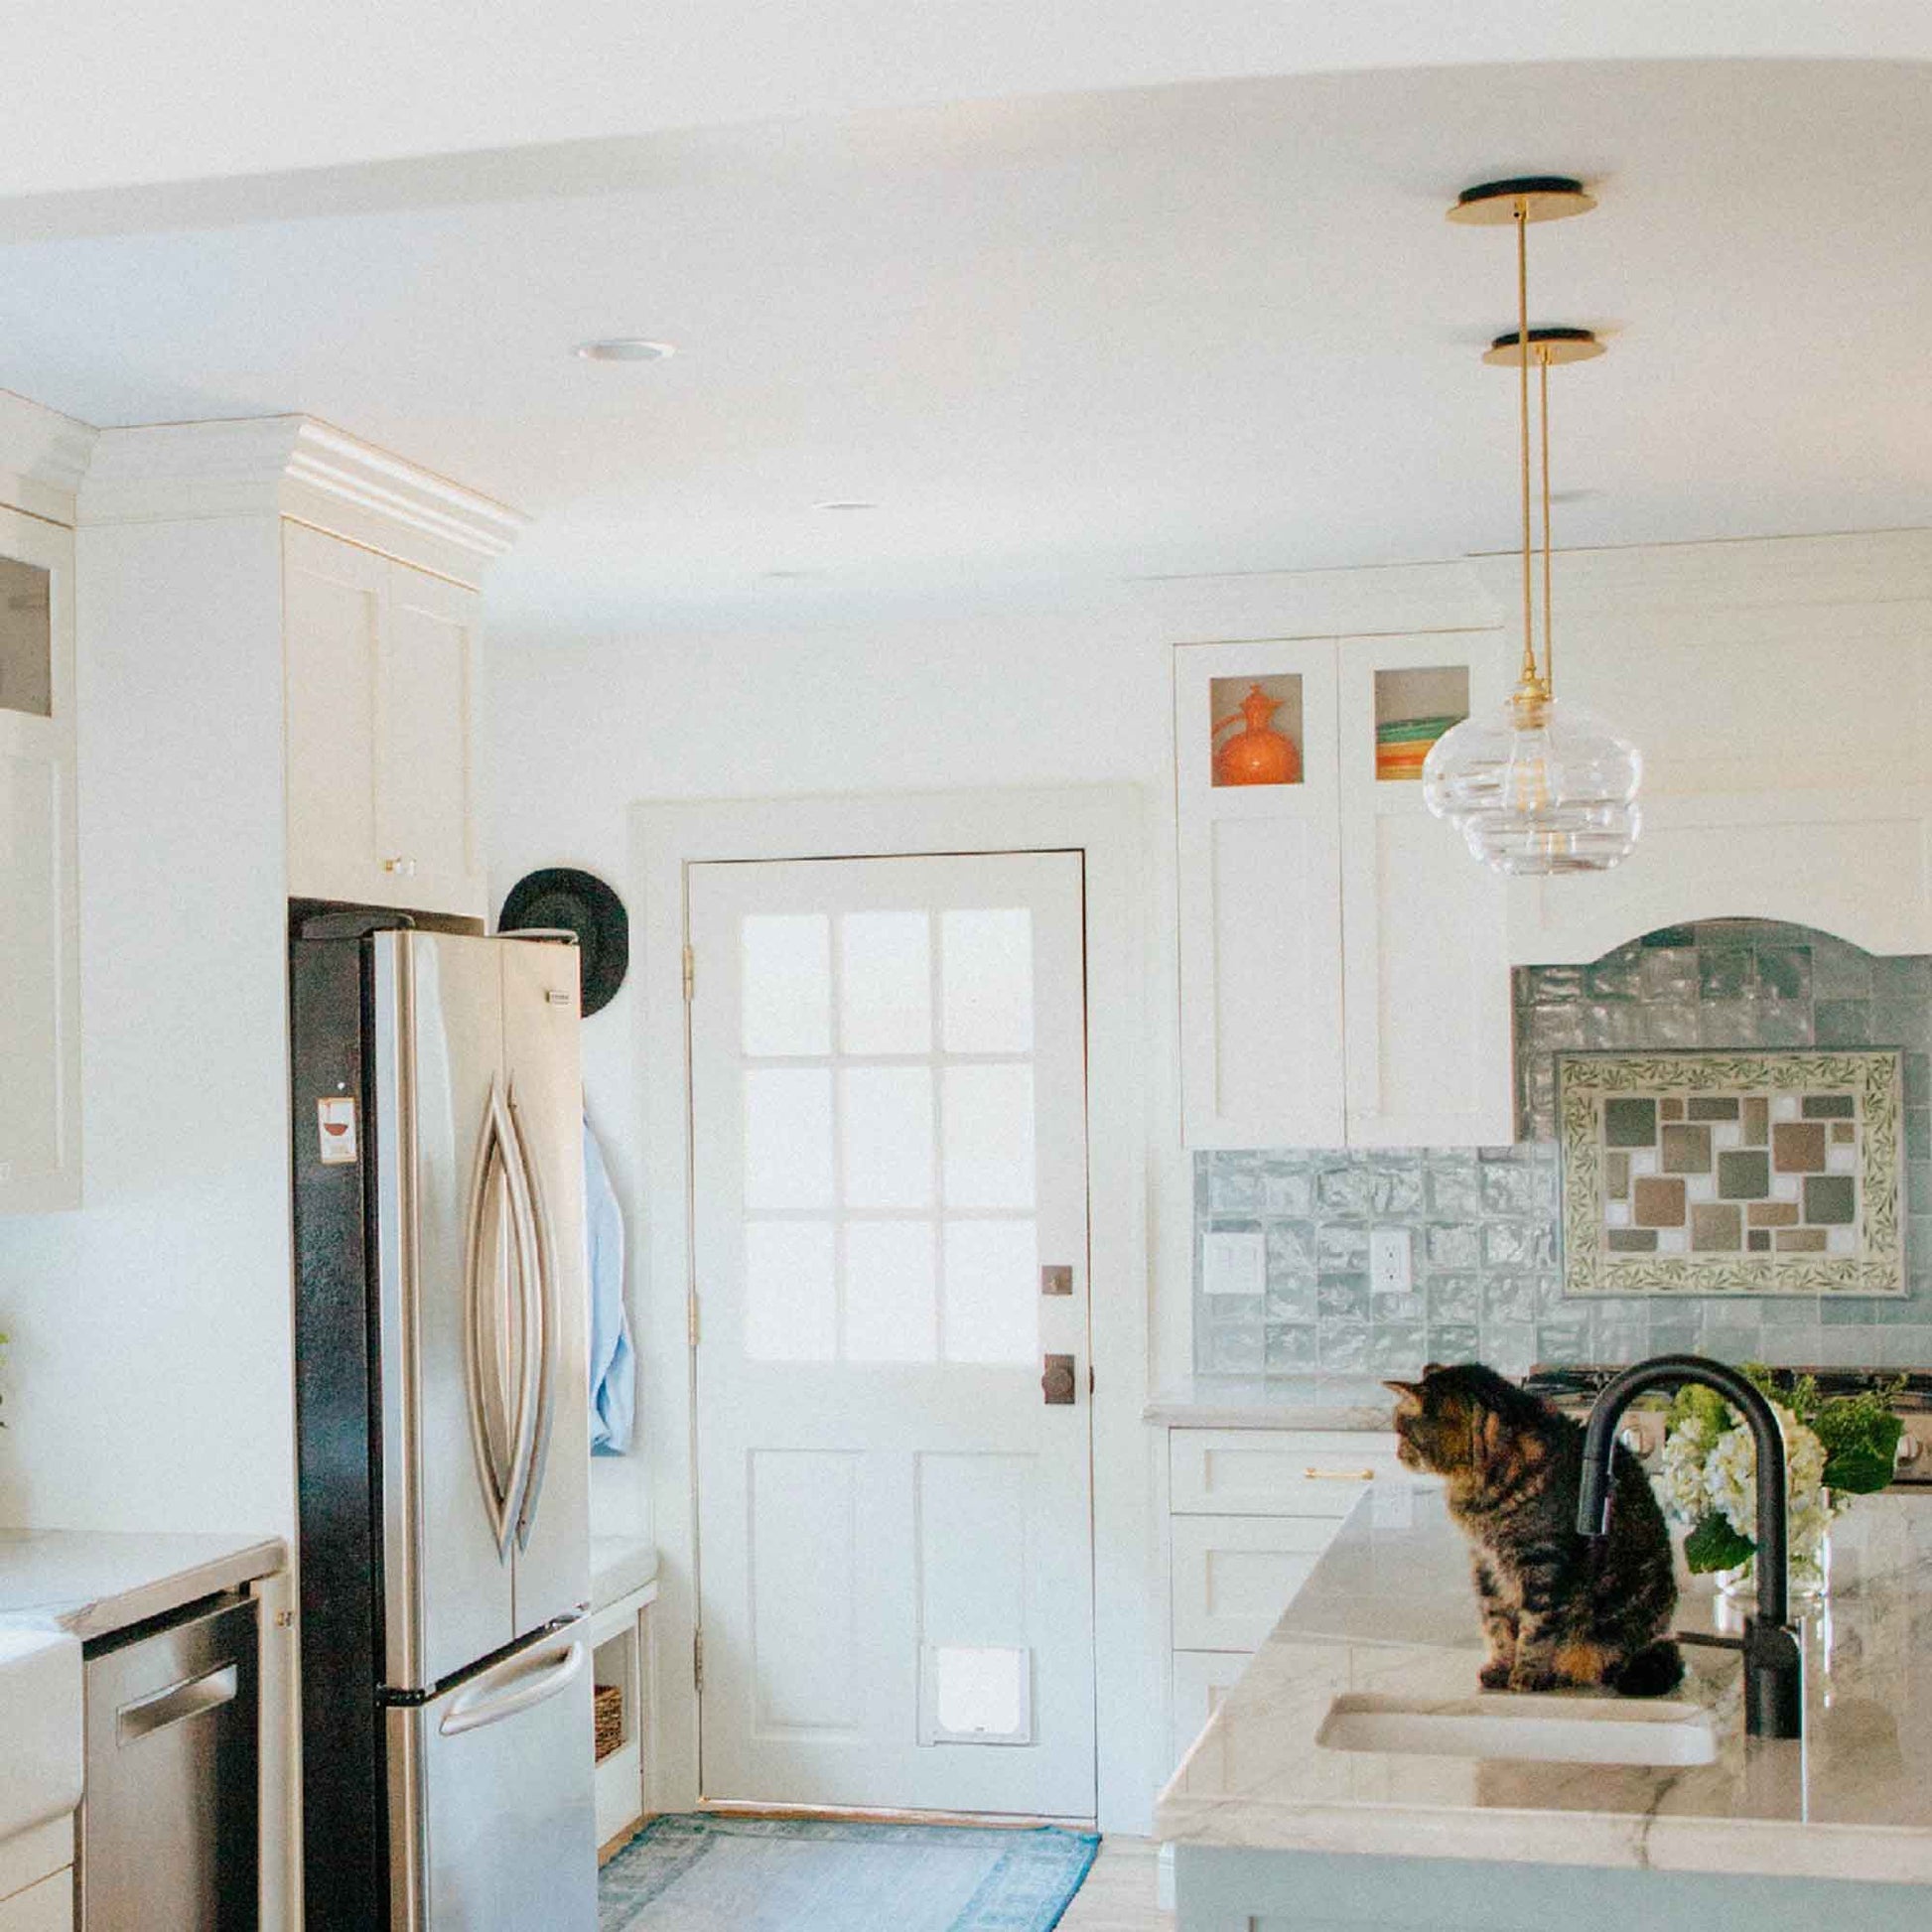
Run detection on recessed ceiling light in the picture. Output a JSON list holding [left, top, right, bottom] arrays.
[[812, 499, 880, 512], [573, 339, 676, 362]]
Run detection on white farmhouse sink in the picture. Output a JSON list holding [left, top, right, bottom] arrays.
[[1316, 1690, 1719, 1767], [0, 1624, 84, 1840]]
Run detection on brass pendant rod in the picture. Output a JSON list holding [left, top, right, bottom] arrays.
[[1515, 199, 1537, 694], [1539, 345, 1554, 697]]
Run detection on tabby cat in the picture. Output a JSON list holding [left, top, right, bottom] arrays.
[[1385, 1362, 1683, 1698]]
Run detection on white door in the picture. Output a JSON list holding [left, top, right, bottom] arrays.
[[689, 851, 1096, 1817]]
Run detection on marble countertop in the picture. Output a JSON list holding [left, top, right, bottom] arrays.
[[590, 1535, 658, 1614], [1144, 1375, 1397, 1431], [1157, 1483, 1932, 1885], [0, 1530, 286, 1643]]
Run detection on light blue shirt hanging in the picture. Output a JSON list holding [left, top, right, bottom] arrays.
[[584, 1116, 635, 1454]]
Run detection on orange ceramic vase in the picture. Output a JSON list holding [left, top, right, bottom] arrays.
[[1212, 684, 1301, 785]]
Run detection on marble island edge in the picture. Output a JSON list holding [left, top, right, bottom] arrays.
[[1157, 1481, 1932, 1889]]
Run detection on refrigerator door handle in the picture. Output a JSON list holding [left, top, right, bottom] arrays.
[[464, 1080, 544, 1556], [507, 1089, 558, 1553], [437, 1640, 587, 1738]]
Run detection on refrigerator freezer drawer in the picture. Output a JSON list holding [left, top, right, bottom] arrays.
[[387, 1627, 597, 1932], [79, 1595, 259, 1931]]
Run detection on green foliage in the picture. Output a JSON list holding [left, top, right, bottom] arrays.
[[1670, 1364, 1904, 1498], [1813, 1392, 1905, 1496], [1683, 1509, 1756, 1575]]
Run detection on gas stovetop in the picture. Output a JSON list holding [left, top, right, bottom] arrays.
[[1520, 1363, 1932, 1483], [1522, 1364, 1932, 1412]]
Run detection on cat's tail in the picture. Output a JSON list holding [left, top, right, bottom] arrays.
[[1610, 1639, 1685, 1699]]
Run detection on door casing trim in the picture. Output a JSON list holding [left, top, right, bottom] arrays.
[[633, 785, 1160, 1833]]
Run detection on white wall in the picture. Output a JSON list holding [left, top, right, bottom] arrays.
[[483, 597, 1192, 1539], [0, 516, 296, 1535]]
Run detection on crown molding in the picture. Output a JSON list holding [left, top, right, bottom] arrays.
[[0, 387, 98, 526], [76, 415, 527, 585]]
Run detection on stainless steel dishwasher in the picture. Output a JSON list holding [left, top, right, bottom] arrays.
[[78, 1592, 259, 1929]]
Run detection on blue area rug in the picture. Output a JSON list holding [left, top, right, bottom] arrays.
[[598, 1814, 1101, 1932]]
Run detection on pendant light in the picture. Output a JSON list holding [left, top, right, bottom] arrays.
[[1423, 178, 1642, 875]]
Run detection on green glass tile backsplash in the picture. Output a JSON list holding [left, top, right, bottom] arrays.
[[1194, 920, 1932, 1379]]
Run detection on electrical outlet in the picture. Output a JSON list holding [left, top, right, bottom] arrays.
[[1369, 1227, 1414, 1296]]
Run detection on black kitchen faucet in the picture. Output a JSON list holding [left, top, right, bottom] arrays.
[[1577, 1354, 1805, 1740]]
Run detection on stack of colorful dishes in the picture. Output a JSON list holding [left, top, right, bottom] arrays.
[[1375, 714, 1461, 781]]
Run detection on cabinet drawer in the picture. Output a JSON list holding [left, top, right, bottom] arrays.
[[0, 1867, 71, 1932], [1171, 1514, 1336, 1652], [1171, 1429, 1399, 1517], [1170, 1649, 1248, 1771]]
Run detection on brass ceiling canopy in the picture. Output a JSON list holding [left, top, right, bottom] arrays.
[[1482, 325, 1603, 367], [1446, 175, 1597, 225]]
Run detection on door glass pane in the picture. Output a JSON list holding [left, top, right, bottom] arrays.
[[940, 909, 1034, 1053], [841, 1066, 934, 1209], [742, 914, 831, 1055], [745, 1068, 834, 1207], [943, 1220, 1038, 1363], [839, 911, 931, 1053], [942, 1064, 1035, 1207], [745, 1221, 836, 1361], [0, 558, 51, 718], [844, 1220, 937, 1362]]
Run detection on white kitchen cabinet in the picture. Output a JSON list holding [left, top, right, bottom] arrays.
[[0, 1869, 70, 1932], [1169, 1649, 1245, 1772], [1166, 1427, 1406, 1769], [0, 505, 80, 1213], [0, 1817, 75, 1932], [1174, 631, 1509, 1150], [1174, 639, 1344, 1148], [1171, 1429, 1398, 1518], [284, 523, 483, 918], [1337, 634, 1513, 1147], [1170, 1514, 1334, 1653]]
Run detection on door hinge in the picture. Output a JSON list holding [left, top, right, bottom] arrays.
[[694, 1629, 705, 1692], [687, 1293, 700, 1349], [1089, 1364, 1096, 1397], [682, 944, 695, 1002]]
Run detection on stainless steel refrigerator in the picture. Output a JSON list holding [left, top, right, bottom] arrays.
[[291, 922, 597, 1931]]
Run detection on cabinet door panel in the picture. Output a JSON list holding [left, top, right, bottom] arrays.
[[378, 563, 482, 917], [1170, 1514, 1335, 1651], [1174, 640, 1343, 1148], [0, 506, 77, 1212], [284, 523, 387, 905], [1338, 632, 1513, 1147], [1170, 1648, 1246, 1771]]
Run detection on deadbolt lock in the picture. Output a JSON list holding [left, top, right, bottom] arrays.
[[1041, 1353, 1077, 1406]]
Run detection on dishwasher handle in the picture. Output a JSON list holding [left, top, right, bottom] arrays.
[[116, 1663, 240, 1745], [438, 1641, 586, 1738]]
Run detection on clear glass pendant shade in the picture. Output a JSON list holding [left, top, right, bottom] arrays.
[[1423, 692, 1642, 876]]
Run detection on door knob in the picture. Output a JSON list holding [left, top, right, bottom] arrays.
[[1041, 1354, 1077, 1406]]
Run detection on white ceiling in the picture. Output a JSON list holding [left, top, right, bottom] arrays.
[[2, 57, 1929, 637]]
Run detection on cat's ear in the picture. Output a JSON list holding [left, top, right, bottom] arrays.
[[1383, 1380, 1423, 1411]]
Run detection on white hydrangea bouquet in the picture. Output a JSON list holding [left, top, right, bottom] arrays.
[[1659, 1367, 1903, 1599]]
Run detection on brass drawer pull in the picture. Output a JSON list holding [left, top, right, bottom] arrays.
[[1302, 1466, 1376, 1481]]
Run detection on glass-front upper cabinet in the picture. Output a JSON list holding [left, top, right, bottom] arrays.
[[0, 553, 52, 718]]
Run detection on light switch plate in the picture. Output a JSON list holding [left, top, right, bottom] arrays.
[[1201, 1230, 1265, 1298], [1369, 1227, 1414, 1296]]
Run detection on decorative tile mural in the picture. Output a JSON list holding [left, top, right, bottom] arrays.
[[1558, 1050, 1903, 1295], [1191, 921, 1932, 1379]]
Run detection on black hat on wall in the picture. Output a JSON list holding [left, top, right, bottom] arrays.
[[497, 867, 629, 1017]]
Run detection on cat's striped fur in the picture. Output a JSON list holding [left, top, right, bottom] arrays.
[[1386, 1362, 1684, 1698]]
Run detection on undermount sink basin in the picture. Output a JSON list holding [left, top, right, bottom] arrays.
[[1316, 1690, 1719, 1767], [0, 1624, 84, 1840]]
